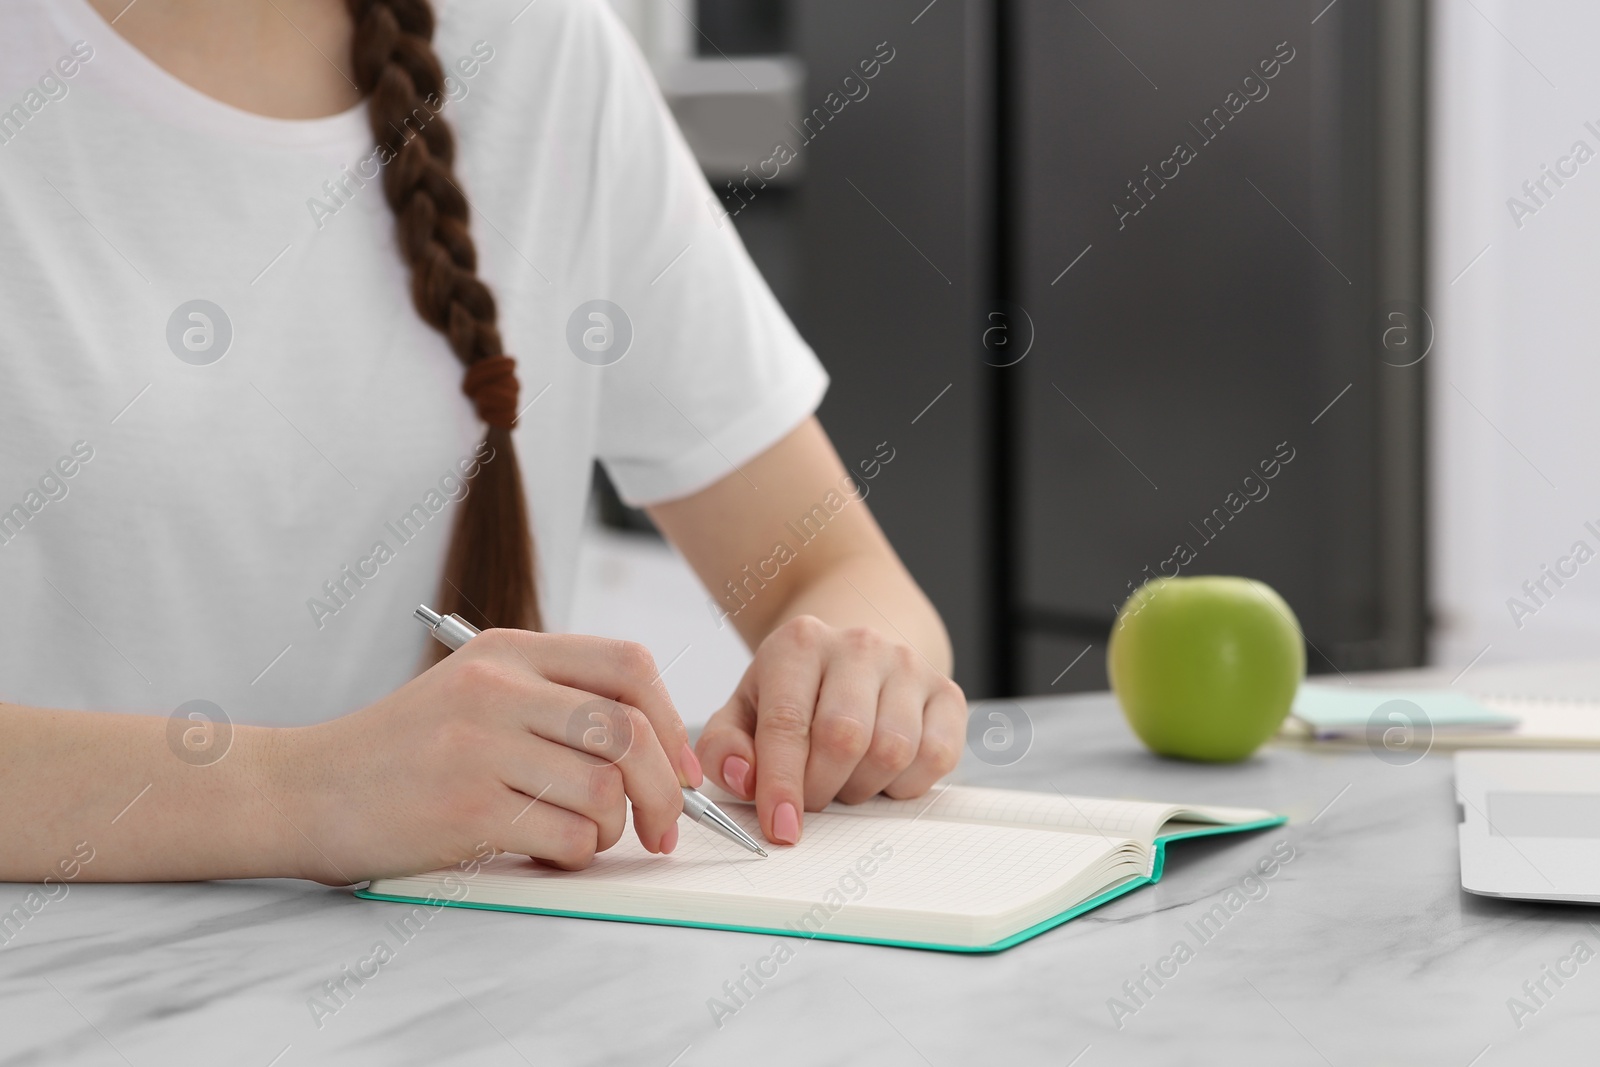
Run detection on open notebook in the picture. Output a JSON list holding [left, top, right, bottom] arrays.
[[358, 786, 1283, 952]]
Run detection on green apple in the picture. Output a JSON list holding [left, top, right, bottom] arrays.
[[1108, 576, 1305, 762]]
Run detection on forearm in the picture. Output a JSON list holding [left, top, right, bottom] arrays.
[[0, 705, 309, 882], [648, 417, 955, 676], [755, 551, 954, 677]]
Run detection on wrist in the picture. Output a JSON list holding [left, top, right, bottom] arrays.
[[247, 722, 335, 883]]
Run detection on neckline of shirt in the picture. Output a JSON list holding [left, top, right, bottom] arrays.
[[53, 0, 374, 152]]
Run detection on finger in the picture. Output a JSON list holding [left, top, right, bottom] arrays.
[[483, 630, 698, 789], [752, 647, 824, 845], [487, 786, 601, 870], [696, 676, 757, 800], [836, 669, 924, 804], [493, 734, 627, 853], [803, 652, 879, 811], [885, 680, 968, 799], [517, 682, 684, 854], [605, 701, 686, 853]]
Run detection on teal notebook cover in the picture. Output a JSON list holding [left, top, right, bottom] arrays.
[[355, 814, 1285, 954]]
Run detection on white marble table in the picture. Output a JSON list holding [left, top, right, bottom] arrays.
[[7, 661, 1600, 1066]]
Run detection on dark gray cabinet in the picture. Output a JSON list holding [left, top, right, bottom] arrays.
[[790, 0, 999, 694], [699, 0, 1426, 698], [1005, 0, 1426, 691]]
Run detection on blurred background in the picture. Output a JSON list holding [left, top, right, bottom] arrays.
[[572, 0, 1600, 724]]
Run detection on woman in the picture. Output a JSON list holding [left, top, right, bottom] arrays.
[[0, 0, 965, 883]]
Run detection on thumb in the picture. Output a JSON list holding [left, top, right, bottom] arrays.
[[696, 687, 757, 801]]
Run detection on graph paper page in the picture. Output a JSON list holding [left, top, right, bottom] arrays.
[[373, 799, 1133, 929], [816, 784, 1275, 841]]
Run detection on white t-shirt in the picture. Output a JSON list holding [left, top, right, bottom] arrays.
[[0, 0, 826, 725]]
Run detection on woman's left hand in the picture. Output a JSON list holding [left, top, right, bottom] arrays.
[[694, 615, 968, 846]]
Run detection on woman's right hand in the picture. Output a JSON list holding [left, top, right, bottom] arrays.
[[275, 628, 699, 884]]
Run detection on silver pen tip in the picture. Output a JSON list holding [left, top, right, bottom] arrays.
[[414, 605, 443, 627], [755, 844, 769, 858]]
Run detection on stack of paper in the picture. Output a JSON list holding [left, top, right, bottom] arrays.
[[1288, 685, 1519, 739], [1286, 684, 1600, 748]]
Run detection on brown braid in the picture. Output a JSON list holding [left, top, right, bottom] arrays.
[[347, 0, 540, 639]]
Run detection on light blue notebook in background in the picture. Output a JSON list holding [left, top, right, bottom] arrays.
[[1291, 683, 1520, 739], [359, 785, 1283, 953]]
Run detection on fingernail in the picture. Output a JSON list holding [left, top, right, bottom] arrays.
[[772, 802, 800, 845], [723, 755, 751, 798], [660, 823, 679, 855], [681, 743, 704, 788]]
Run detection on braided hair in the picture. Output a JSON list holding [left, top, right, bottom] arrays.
[[347, 0, 540, 637]]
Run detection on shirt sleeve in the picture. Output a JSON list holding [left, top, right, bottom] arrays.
[[581, 3, 828, 507]]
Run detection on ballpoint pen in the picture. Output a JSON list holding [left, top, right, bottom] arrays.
[[413, 605, 768, 858]]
